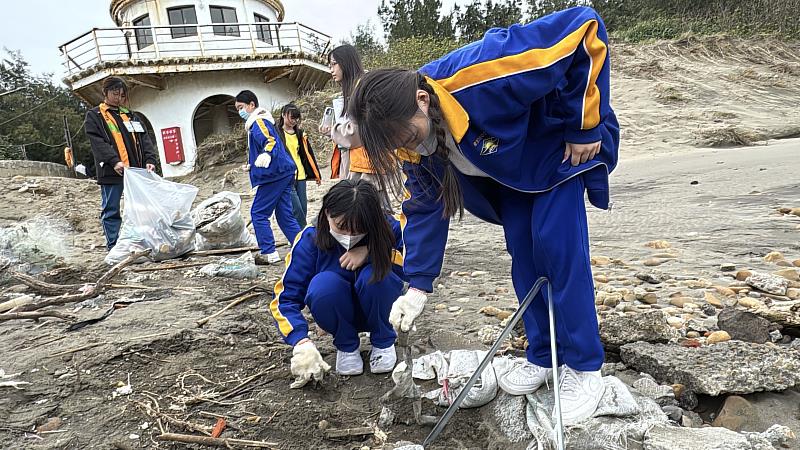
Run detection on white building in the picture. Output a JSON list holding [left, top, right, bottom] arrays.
[[60, 0, 331, 177]]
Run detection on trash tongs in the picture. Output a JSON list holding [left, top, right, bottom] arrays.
[[421, 277, 565, 450]]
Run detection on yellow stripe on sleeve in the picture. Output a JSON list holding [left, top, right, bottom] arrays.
[[269, 227, 310, 337], [256, 119, 277, 152], [581, 20, 607, 130]]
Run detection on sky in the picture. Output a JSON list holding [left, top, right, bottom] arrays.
[[0, 0, 467, 83]]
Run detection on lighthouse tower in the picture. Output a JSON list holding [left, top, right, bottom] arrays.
[[60, 0, 331, 177]]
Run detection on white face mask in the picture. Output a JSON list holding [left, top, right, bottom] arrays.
[[416, 114, 437, 157], [330, 229, 365, 250]]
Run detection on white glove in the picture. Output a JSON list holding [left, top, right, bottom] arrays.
[[289, 340, 330, 389], [254, 153, 271, 168], [389, 288, 427, 332]]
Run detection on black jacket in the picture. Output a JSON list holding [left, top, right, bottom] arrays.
[[277, 127, 321, 182], [84, 106, 157, 185]]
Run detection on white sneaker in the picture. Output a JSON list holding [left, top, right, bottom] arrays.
[[557, 367, 605, 426], [369, 345, 397, 374], [336, 350, 364, 376], [498, 360, 552, 395], [266, 251, 281, 264]]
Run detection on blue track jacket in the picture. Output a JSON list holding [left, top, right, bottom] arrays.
[[401, 7, 620, 292], [270, 216, 407, 346], [247, 113, 297, 187]]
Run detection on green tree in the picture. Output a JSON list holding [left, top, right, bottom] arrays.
[[456, 0, 524, 42], [379, 0, 456, 41], [0, 49, 89, 165]]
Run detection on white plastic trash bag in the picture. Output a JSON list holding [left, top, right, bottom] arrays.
[[191, 191, 256, 250], [413, 350, 498, 409], [105, 168, 198, 265]]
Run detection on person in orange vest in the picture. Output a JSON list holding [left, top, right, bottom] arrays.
[[84, 77, 157, 250], [320, 45, 391, 209]]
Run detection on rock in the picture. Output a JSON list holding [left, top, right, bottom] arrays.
[[603, 296, 621, 308], [737, 297, 765, 309], [776, 260, 793, 267], [735, 270, 753, 281], [746, 424, 797, 449], [643, 425, 750, 449], [591, 255, 612, 266], [711, 396, 755, 432], [434, 303, 447, 311], [764, 251, 784, 262], [479, 306, 512, 320], [667, 316, 684, 329], [645, 240, 671, 249], [632, 377, 675, 402], [713, 285, 737, 297], [599, 310, 679, 350], [489, 392, 532, 443], [769, 330, 782, 342], [787, 288, 800, 300], [644, 257, 671, 267], [593, 274, 609, 283], [717, 308, 771, 344], [720, 263, 736, 272], [637, 270, 669, 284], [746, 272, 789, 295], [318, 419, 330, 430], [703, 292, 724, 308], [661, 405, 683, 422], [774, 268, 800, 282], [620, 341, 800, 395], [669, 297, 693, 308], [678, 389, 699, 411], [686, 331, 700, 338], [680, 410, 703, 428], [706, 330, 731, 344], [36, 417, 62, 433], [701, 304, 717, 316], [447, 306, 461, 312], [794, 259, 800, 267]]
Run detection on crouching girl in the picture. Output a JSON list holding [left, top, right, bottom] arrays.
[[269, 179, 406, 388]]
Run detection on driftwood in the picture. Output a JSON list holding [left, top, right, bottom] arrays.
[[324, 426, 375, 439], [0, 311, 76, 323], [14, 249, 151, 313], [131, 261, 208, 273], [196, 292, 263, 327], [187, 246, 261, 257], [157, 432, 278, 448], [9, 272, 82, 295]]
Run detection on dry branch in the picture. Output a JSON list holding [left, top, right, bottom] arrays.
[[157, 432, 278, 448], [324, 426, 375, 439], [0, 311, 75, 322], [9, 272, 82, 295], [15, 249, 151, 313], [196, 292, 262, 327]]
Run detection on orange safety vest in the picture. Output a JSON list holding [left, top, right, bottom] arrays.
[[99, 103, 137, 167]]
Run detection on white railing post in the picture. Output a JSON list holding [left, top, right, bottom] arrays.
[[296, 22, 303, 53], [92, 29, 102, 63], [197, 25, 205, 57], [153, 26, 161, 58], [249, 23, 257, 55]]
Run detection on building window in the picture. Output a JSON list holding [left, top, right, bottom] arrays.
[[254, 14, 272, 45], [211, 6, 240, 37], [133, 14, 153, 50], [167, 6, 198, 39]]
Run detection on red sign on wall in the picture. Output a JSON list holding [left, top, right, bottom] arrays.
[[161, 127, 185, 165]]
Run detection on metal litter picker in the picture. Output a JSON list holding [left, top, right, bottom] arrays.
[[421, 276, 565, 449]]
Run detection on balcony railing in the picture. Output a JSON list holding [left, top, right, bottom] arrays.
[[59, 22, 331, 77]]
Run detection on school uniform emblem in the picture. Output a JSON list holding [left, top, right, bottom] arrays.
[[474, 133, 500, 156]]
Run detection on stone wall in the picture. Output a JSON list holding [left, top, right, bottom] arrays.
[[0, 160, 76, 179]]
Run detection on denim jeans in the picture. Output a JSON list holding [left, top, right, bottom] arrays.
[[290, 179, 308, 228], [100, 183, 124, 250]]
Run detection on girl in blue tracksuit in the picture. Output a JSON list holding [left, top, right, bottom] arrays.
[[269, 179, 407, 389], [345, 7, 619, 425], [235, 90, 301, 265]]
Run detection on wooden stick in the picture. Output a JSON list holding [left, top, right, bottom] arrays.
[[196, 293, 261, 327], [131, 261, 208, 273], [16, 249, 152, 313], [49, 342, 104, 357], [324, 426, 375, 439], [187, 246, 261, 257], [9, 272, 81, 295], [0, 311, 75, 322], [157, 433, 278, 448], [133, 400, 212, 436]]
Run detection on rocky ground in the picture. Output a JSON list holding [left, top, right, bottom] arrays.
[[1, 35, 800, 449]]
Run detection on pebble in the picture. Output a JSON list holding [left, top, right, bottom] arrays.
[[662, 405, 684, 422], [591, 256, 612, 266], [720, 263, 736, 272], [774, 268, 800, 282], [667, 317, 684, 328], [594, 274, 609, 283], [644, 257, 671, 266], [471, 270, 487, 277], [787, 288, 800, 300], [770, 330, 782, 342], [703, 292, 723, 308], [713, 285, 736, 297], [36, 417, 62, 433], [776, 260, 793, 267], [735, 270, 753, 281], [764, 251, 784, 262], [686, 331, 701, 338], [683, 279, 711, 289], [448, 306, 461, 312], [434, 303, 447, 311], [793, 259, 800, 268], [318, 420, 330, 430], [707, 330, 732, 344], [495, 287, 509, 294], [645, 240, 671, 249], [623, 293, 636, 302], [669, 297, 693, 308], [737, 297, 764, 308], [604, 296, 621, 308]]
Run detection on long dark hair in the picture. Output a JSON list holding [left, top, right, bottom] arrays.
[[235, 90, 259, 107], [329, 44, 364, 117], [276, 103, 301, 133], [347, 68, 463, 218], [315, 179, 395, 283]]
